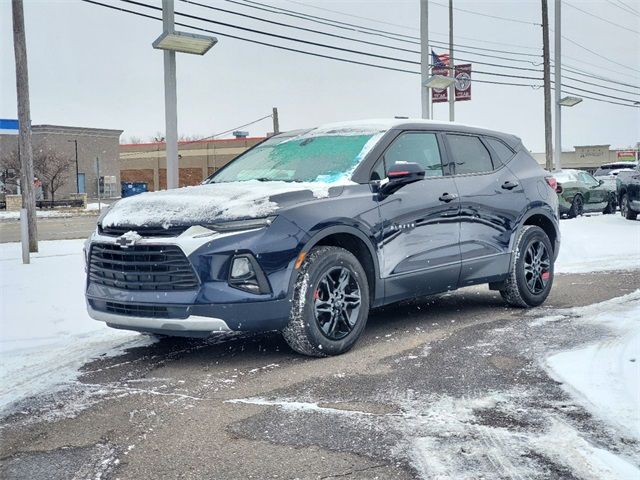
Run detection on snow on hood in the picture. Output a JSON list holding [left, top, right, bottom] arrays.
[[100, 180, 347, 228]]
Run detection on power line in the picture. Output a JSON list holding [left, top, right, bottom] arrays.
[[80, 0, 639, 109], [559, 34, 640, 74], [565, 1, 640, 35], [617, 0, 640, 15], [430, 0, 541, 26], [226, 0, 543, 58], [604, 0, 640, 17]]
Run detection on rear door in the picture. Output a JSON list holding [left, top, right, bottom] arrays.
[[445, 133, 528, 286], [373, 131, 461, 302]]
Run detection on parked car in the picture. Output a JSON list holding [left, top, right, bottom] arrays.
[[616, 163, 640, 220], [593, 161, 638, 191], [554, 169, 616, 218], [85, 119, 560, 357]]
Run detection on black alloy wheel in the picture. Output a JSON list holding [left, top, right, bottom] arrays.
[[313, 266, 362, 340], [522, 240, 551, 295]]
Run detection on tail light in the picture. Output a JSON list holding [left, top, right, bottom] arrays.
[[545, 176, 557, 191]]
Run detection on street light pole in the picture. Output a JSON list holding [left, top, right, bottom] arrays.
[[420, 0, 430, 119], [553, 0, 562, 171], [162, 0, 179, 190]]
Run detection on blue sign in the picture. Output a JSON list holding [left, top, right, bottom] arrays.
[[0, 119, 19, 134]]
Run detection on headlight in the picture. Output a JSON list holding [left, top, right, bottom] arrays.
[[204, 216, 276, 233]]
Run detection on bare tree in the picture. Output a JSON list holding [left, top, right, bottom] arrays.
[[33, 149, 72, 203], [0, 148, 21, 193]]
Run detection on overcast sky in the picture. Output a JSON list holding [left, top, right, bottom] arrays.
[[1, 0, 638, 151]]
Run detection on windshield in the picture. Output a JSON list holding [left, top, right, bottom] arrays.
[[207, 133, 378, 184], [554, 170, 577, 182]]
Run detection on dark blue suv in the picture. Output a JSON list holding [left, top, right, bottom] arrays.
[[85, 119, 560, 357]]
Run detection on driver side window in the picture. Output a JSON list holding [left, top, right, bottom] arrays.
[[373, 132, 443, 180]]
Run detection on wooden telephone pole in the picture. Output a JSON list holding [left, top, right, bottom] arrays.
[[12, 0, 38, 253], [542, 0, 553, 171]]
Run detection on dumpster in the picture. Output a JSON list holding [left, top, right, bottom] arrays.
[[121, 182, 148, 198]]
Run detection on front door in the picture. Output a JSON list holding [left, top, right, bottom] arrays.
[[374, 131, 461, 303]]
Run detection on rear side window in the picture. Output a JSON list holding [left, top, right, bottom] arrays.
[[485, 137, 514, 164], [383, 132, 443, 177], [447, 134, 494, 175]]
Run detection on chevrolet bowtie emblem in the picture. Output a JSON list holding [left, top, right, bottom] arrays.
[[115, 231, 142, 248]]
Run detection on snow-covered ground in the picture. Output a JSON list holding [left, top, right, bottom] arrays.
[[0, 239, 153, 414], [555, 214, 640, 273], [544, 291, 640, 441]]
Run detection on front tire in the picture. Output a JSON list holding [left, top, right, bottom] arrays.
[[282, 246, 370, 357], [500, 226, 554, 308], [603, 193, 616, 214], [621, 193, 638, 220]]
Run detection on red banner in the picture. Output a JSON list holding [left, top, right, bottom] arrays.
[[455, 64, 472, 101]]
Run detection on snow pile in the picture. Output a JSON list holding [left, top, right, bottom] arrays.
[[100, 180, 344, 228], [0, 239, 154, 415], [556, 214, 640, 273], [544, 290, 640, 440], [0, 210, 74, 220]]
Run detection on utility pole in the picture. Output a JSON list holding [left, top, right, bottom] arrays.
[[96, 156, 102, 213], [553, 0, 562, 171], [420, 0, 430, 119], [162, 0, 179, 189], [542, 0, 553, 171], [448, 0, 455, 122], [67, 139, 79, 193], [272, 107, 280, 135], [12, 0, 38, 254]]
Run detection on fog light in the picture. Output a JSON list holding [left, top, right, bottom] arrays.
[[231, 257, 253, 279]]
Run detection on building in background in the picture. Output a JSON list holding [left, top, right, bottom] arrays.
[[532, 144, 639, 172], [119, 136, 265, 191], [0, 121, 122, 199]]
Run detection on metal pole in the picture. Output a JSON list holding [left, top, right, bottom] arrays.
[[96, 156, 101, 213], [20, 208, 29, 264], [272, 107, 280, 134], [448, 0, 455, 122], [542, 0, 553, 171], [12, 0, 38, 253], [74, 139, 79, 193], [554, 0, 562, 172], [420, 0, 430, 119], [162, 0, 179, 189]]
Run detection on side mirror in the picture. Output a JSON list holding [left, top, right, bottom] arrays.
[[598, 179, 605, 186], [379, 162, 425, 195]]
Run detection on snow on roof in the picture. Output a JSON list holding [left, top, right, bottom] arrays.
[[312, 118, 486, 134]]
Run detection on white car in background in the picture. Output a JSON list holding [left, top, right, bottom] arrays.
[[593, 161, 638, 190]]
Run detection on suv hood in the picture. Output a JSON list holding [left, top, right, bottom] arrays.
[[100, 180, 345, 229]]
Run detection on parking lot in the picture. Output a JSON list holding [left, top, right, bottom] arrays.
[[1, 214, 639, 479]]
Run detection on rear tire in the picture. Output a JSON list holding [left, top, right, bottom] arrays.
[[567, 194, 583, 218], [621, 193, 638, 220], [282, 246, 370, 357], [500, 226, 554, 308]]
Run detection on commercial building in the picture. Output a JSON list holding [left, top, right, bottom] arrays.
[[531, 144, 639, 172], [0, 121, 123, 199], [119, 137, 265, 191]]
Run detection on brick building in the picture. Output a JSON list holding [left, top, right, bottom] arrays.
[[0, 122, 123, 199], [119, 137, 265, 191], [531, 144, 639, 172]]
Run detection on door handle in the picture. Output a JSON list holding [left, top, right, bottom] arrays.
[[501, 180, 519, 190], [438, 193, 458, 203]]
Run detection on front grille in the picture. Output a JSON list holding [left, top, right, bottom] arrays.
[[98, 224, 189, 237], [105, 301, 169, 318], [89, 243, 199, 291]]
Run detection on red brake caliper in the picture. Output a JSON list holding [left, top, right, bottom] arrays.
[[541, 271, 550, 281]]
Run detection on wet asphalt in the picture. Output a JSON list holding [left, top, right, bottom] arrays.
[[0, 270, 638, 479]]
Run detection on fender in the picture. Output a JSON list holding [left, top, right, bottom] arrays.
[[509, 204, 560, 263], [285, 222, 384, 307]]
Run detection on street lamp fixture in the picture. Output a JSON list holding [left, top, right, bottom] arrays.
[[425, 74, 456, 90], [558, 96, 583, 107], [153, 31, 217, 55]]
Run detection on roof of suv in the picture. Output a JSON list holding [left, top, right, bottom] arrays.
[[313, 118, 521, 148]]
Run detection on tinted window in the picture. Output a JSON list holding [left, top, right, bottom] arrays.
[[447, 134, 494, 175], [383, 132, 443, 177], [485, 137, 514, 164]]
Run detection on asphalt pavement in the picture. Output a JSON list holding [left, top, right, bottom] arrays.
[[0, 215, 98, 243], [1, 269, 638, 479]]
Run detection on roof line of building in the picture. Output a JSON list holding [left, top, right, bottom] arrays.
[[119, 136, 267, 148]]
